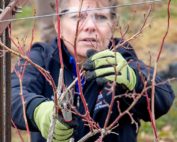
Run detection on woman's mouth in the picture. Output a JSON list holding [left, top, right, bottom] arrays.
[[80, 38, 98, 44]]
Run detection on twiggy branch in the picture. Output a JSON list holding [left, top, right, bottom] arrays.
[[150, 1, 172, 141], [14, 71, 31, 142], [0, 40, 58, 100], [156, 0, 171, 62], [113, 5, 152, 51]]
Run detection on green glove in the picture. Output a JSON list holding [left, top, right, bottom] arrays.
[[34, 101, 73, 142], [83, 49, 137, 91]]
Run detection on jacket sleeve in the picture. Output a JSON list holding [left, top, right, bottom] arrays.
[[11, 44, 49, 131], [116, 42, 175, 121]]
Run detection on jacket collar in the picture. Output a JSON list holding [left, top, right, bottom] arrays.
[[51, 38, 74, 71]]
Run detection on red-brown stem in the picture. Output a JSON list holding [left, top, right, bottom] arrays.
[[15, 71, 31, 142], [151, 63, 158, 141], [54, 0, 64, 107], [145, 51, 158, 140], [104, 82, 116, 128], [55, 0, 64, 69], [70, 1, 100, 131], [145, 92, 158, 140], [150, 1, 172, 140], [72, 0, 93, 125], [156, 0, 171, 62]]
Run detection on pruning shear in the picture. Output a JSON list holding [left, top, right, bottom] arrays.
[[59, 90, 73, 122]]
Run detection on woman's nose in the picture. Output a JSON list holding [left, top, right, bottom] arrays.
[[81, 16, 97, 33]]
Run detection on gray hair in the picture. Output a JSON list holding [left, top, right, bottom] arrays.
[[51, 0, 118, 20]]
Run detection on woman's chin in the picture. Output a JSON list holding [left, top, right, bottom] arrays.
[[77, 46, 98, 54]]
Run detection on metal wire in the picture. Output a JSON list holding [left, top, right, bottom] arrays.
[[0, 0, 162, 23]]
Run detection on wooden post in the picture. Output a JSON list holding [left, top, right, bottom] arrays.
[[0, 0, 11, 141]]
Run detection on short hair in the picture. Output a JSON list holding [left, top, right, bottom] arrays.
[[51, 0, 118, 20]]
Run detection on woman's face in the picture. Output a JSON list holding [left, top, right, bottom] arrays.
[[57, 0, 115, 62]]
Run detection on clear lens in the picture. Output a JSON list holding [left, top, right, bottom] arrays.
[[61, 8, 112, 24]]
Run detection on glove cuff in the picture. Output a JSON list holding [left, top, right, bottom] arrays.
[[33, 101, 54, 130]]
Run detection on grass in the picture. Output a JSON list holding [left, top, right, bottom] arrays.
[[153, 0, 177, 18], [14, 5, 34, 28], [15, 6, 33, 19]]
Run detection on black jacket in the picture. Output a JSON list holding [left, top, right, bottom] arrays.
[[11, 38, 175, 142]]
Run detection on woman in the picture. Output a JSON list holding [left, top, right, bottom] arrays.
[[11, 0, 175, 142]]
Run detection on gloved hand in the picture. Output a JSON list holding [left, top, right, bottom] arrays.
[[34, 101, 73, 142], [83, 49, 137, 91]]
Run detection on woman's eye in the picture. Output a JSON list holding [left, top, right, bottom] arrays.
[[95, 14, 108, 21], [70, 15, 79, 20]]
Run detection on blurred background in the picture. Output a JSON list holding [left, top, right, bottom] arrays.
[[10, 0, 177, 141]]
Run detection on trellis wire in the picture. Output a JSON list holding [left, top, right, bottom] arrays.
[[0, 0, 162, 23]]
